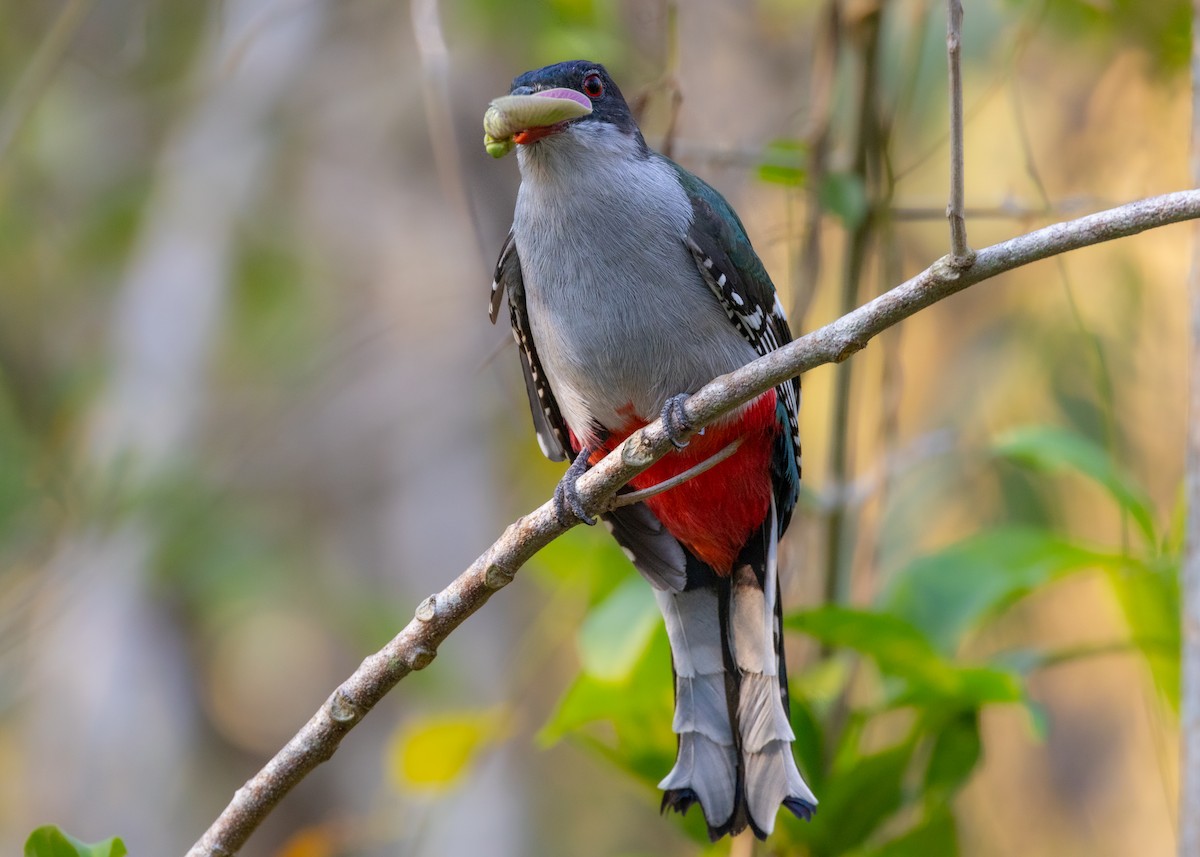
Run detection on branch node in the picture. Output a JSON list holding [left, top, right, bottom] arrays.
[[407, 646, 437, 671], [621, 432, 660, 468], [834, 340, 866, 362], [415, 594, 438, 622], [328, 689, 363, 725], [932, 251, 976, 280], [484, 561, 515, 590], [950, 248, 976, 269]]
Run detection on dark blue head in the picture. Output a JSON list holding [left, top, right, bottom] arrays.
[[509, 60, 644, 147]]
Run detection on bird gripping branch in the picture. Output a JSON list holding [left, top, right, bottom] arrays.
[[486, 60, 816, 841]]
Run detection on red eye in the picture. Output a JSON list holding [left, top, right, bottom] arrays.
[[582, 72, 604, 99]]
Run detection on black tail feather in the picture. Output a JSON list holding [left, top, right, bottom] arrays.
[[661, 787, 743, 842], [783, 796, 818, 822], [660, 787, 698, 817]]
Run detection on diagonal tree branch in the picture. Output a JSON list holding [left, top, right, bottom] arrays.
[[185, 189, 1200, 857]]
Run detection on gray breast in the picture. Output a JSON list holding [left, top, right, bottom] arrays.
[[512, 127, 757, 445]]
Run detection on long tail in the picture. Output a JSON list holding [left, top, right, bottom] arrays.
[[655, 499, 817, 840]]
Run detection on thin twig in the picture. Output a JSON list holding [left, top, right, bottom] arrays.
[[1179, 3, 1200, 853], [892, 0, 1043, 185], [411, 0, 488, 269], [792, 0, 840, 327], [627, 3, 681, 155], [184, 189, 1200, 857], [608, 438, 742, 508], [658, 1, 682, 159], [945, 0, 972, 264], [892, 199, 1099, 220]]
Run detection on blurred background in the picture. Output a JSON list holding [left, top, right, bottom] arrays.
[[0, 0, 1192, 855]]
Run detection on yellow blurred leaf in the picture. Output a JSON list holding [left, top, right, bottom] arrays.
[[388, 709, 507, 793]]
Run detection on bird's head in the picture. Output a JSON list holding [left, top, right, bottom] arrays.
[[484, 60, 647, 163]]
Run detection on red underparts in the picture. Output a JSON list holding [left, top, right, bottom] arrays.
[[576, 391, 778, 575]]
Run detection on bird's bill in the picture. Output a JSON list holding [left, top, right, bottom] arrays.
[[483, 88, 592, 158]]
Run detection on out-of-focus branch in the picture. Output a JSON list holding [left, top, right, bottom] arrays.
[[185, 189, 1200, 857], [892, 198, 1102, 221], [1179, 3, 1200, 853], [412, 0, 488, 268], [945, 0, 971, 263], [824, 1, 882, 610], [793, 0, 840, 326]]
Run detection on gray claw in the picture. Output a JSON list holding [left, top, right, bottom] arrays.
[[661, 394, 693, 450], [554, 448, 596, 526]]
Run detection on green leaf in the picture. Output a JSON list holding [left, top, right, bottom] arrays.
[[1105, 558, 1181, 708], [807, 742, 917, 854], [527, 524, 631, 596], [894, 666, 1022, 708], [758, 139, 808, 187], [884, 526, 1125, 654], [790, 653, 853, 708], [994, 426, 1157, 545], [788, 606, 942, 682], [786, 606, 1021, 706], [577, 575, 659, 681], [818, 172, 868, 228], [1166, 485, 1186, 556], [1024, 699, 1051, 741], [923, 710, 982, 801], [788, 692, 825, 795], [539, 627, 676, 783], [24, 827, 127, 857], [862, 809, 958, 857]]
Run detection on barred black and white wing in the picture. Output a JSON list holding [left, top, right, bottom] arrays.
[[673, 166, 802, 531], [490, 229, 569, 462]]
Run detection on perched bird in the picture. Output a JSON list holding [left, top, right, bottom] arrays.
[[487, 60, 816, 840]]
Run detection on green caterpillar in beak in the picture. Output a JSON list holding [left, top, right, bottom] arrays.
[[483, 89, 593, 159]]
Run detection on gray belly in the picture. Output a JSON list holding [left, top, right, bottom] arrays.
[[517, 235, 758, 445], [511, 140, 758, 446]]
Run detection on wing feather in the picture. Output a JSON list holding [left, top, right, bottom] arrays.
[[667, 160, 802, 529], [490, 229, 568, 462]]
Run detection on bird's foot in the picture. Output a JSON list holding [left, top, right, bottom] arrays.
[[553, 448, 597, 526], [660, 394, 693, 450]]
